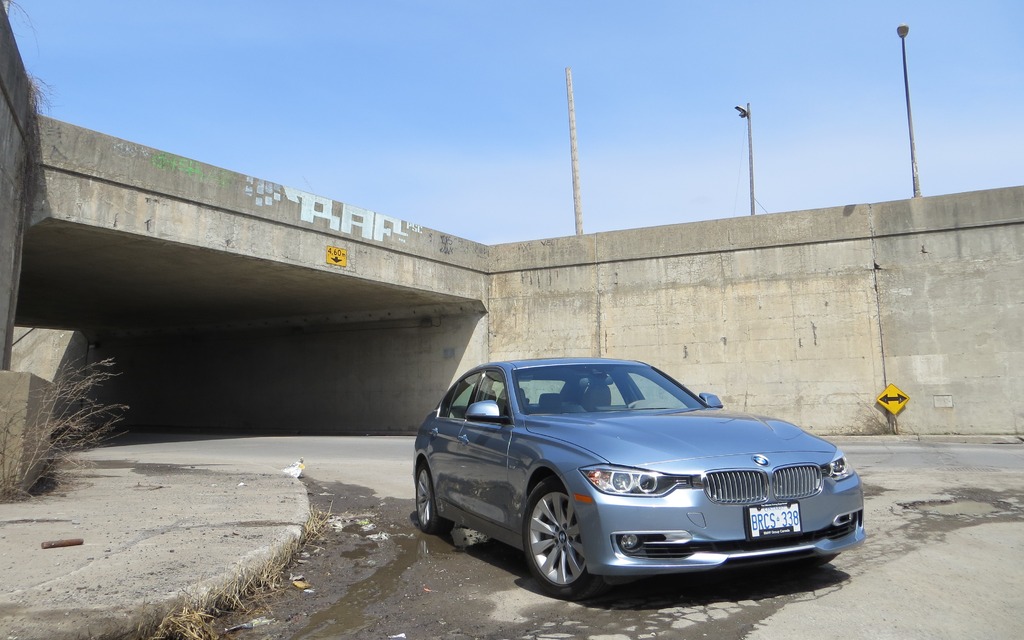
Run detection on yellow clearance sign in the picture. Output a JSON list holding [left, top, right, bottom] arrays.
[[326, 246, 347, 267], [876, 383, 910, 415]]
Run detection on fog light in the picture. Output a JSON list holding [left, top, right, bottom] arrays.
[[619, 534, 641, 551]]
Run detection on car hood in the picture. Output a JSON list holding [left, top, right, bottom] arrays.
[[524, 409, 835, 467]]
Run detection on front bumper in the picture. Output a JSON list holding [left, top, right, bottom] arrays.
[[570, 471, 865, 578]]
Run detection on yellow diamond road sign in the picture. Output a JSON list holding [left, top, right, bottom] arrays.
[[877, 383, 910, 415], [326, 246, 347, 267]]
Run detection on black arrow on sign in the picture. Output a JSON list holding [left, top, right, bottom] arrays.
[[331, 255, 344, 263], [880, 393, 908, 404]]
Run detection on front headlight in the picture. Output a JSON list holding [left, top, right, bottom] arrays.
[[823, 451, 855, 481], [580, 465, 691, 497]]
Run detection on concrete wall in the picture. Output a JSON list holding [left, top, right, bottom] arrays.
[[17, 138, 1024, 437], [0, 7, 36, 369], [872, 190, 1024, 435], [489, 188, 1024, 436], [0, 9, 49, 495], [10, 327, 88, 381]]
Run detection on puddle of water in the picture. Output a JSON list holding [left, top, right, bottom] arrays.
[[417, 532, 460, 557], [291, 532, 448, 639], [922, 500, 999, 516]]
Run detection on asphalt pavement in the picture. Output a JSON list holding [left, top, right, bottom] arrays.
[[1, 432, 1020, 640]]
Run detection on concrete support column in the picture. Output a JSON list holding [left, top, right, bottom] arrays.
[[1, 9, 38, 370]]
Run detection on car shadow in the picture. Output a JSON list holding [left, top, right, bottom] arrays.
[[576, 561, 852, 609], [409, 515, 851, 609]]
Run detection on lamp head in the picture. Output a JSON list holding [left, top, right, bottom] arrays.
[[897, 24, 909, 38]]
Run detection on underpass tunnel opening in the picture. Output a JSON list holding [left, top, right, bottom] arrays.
[[83, 306, 488, 435]]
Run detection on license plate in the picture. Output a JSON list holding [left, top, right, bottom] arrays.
[[746, 502, 801, 539]]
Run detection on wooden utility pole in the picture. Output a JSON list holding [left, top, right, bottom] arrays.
[[566, 67, 584, 235], [898, 24, 922, 198], [735, 102, 755, 216]]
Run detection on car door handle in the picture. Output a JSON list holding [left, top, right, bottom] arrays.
[[429, 428, 439, 438], [458, 434, 469, 445]]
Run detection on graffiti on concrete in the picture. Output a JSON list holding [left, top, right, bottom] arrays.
[[440, 235, 454, 255], [151, 152, 234, 187], [245, 178, 283, 207], [112, 139, 417, 246], [281, 186, 413, 244], [111, 141, 151, 160], [241, 179, 415, 244]]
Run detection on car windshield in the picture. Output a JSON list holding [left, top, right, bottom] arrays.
[[513, 363, 705, 415]]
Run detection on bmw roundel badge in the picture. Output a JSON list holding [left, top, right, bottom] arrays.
[[752, 454, 770, 466]]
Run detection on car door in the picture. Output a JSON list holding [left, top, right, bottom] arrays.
[[425, 372, 481, 506], [454, 368, 516, 529]]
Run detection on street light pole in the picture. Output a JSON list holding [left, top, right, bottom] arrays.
[[897, 24, 921, 198], [735, 103, 755, 215]]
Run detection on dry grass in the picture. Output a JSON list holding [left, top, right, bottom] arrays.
[[1, 359, 126, 501], [304, 503, 333, 541], [148, 608, 218, 640], [851, 402, 895, 436], [145, 506, 332, 640]]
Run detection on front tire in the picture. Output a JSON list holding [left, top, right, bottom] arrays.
[[522, 477, 609, 600], [415, 465, 453, 535]]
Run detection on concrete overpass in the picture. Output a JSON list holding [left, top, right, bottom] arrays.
[[14, 118, 492, 433], [19, 118, 488, 339]]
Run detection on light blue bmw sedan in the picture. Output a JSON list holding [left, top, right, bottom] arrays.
[[413, 358, 865, 600]]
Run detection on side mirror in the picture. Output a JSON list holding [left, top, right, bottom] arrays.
[[699, 393, 723, 409], [466, 400, 510, 424]]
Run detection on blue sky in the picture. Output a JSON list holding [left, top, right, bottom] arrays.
[[8, 1, 1023, 244]]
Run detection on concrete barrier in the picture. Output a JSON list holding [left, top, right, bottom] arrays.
[[0, 371, 52, 497]]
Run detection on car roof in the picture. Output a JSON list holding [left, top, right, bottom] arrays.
[[489, 357, 647, 370]]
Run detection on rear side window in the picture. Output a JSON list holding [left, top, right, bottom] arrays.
[[440, 373, 480, 419], [475, 370, 509, 416]]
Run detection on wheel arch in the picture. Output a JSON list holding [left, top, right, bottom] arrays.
[[526, 465, 565, 498], [414, 452, 430, 475]]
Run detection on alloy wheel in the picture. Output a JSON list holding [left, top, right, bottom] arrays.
[[527, 489, 586, 585]]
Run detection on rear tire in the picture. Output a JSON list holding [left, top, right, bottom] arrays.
[[522, 477, 609, 600], [415, 465, 453, 535]]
